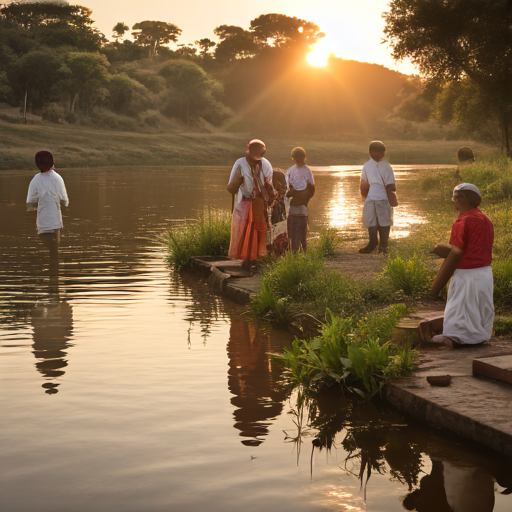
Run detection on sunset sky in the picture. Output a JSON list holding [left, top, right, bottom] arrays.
[[74, 0, 416, 74]]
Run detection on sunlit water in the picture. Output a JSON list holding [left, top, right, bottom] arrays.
[[1, 166, 510, 512]]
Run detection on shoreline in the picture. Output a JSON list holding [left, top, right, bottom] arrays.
[[187, 253, 512, 457]]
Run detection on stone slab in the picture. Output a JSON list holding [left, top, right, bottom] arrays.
[[387, 339, 512, 456], [473, 355, 512, 385]]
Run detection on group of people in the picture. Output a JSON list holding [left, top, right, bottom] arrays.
[[27, 141, 495, 349], [225, 139, 494, 348]]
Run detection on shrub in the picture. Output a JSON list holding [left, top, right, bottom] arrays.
[[162, 210, 231, 269], [384, 255, 431, 296], [311, 228, 341, 257]]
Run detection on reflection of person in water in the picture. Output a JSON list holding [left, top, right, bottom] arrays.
[[31, 282, 73, 395], [227, 316, 290, 446], [402, 458, 495, 512]]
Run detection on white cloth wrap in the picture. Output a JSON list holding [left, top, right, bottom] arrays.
[[228, 157, 273, 207], [363, 199, 393, 227], [443, 266, 494, 344]]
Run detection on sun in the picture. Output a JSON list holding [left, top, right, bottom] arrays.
[[307, 38, 337, 67]]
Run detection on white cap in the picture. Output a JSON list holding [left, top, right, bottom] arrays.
[[454, 183, 481, 197]]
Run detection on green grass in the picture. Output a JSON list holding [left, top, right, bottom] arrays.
[[161, 210, 231, 269], [251, 249, 393, 322], [0, 115, 495, 170]]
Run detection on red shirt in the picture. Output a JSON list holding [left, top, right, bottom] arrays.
[[449, 208, 494, 269]]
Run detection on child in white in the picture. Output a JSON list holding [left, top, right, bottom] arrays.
[[27, 151, 69, 260], [286, 147, 315, 251]]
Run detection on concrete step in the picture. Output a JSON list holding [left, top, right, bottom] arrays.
[[473, 355, 512, 385]]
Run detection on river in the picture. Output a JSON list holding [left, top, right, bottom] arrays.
[[1, 165, 511, 512]]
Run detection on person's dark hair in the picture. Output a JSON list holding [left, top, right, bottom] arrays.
[[456, 189, 481, 208], [457, 146, 475, 163], [35, 151, 54, 172], [291, 147, 306, 162], [369, 140, 386, 153]]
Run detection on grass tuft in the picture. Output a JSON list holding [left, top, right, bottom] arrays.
[[162, 210, 231, 269]]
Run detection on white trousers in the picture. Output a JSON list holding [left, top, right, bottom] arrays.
[[443, 266, 494, 344]]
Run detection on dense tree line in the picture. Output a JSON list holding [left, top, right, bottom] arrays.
[[0, 2, 414, 135]]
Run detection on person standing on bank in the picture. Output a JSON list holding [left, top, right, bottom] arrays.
[[359, 140, 397, 254], [227, 140, 273, 263], [27, 151, 69, 262], [429, 183, 494, 347]]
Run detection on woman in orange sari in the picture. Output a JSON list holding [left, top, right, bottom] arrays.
[[227, 140, 274, 263]]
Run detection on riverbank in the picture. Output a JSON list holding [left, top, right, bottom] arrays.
[[0, 116, 495, 170]]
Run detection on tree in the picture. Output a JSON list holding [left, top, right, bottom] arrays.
[[0, 2, 95, 30], [195, 38, 216, 57], [213, 25, 258, 62], [131, 20, 181, 60], [9, 49, 64, 121], [112, 22, 129, 42], [158, 59, 229, 125], [250, 14, 324, 48], [59, 52, 109, 113], [108, 74, 152, 116], [384, 0, 512, 155]]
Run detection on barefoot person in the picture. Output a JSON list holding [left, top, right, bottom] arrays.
[[286, 147, 315, 252], [429, 183, 494, 346], [227, 140, 273, 262], [27, 151, 69, 264], [359, 140, 396, 254]]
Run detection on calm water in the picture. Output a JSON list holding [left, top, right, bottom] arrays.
[[1, 166, 511, 512]]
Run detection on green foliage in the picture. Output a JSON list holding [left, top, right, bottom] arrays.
[[311, 228, 341, 257], [162, 211, 231, 269], [108, 74, 153, 116], [252, 249, 393, 322], [272, 305, 414, 397], [493, 315, 512, 336], [384, 255, 431, 296]]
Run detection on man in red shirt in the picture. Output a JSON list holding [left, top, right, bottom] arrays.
[[429, 183, 494, 346]]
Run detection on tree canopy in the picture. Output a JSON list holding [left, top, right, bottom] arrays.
[[384, 0, 512, 154], [132, 20, 182, 59]]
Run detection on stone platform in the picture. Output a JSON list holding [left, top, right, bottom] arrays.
[[188, 255, 512, 456]]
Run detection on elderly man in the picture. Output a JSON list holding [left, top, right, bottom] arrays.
[[227, 140, 273, 262]]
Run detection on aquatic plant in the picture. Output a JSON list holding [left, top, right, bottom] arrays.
[[272, 304, 415, 398], [162, 210, 231, 269]]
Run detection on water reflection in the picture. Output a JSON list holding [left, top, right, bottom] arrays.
[[227, 317, 290, 446], [294, 391, 512, 510], [178, 270, 292, 446]]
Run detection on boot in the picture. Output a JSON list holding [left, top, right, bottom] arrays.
[[359, 227, 378, 253]]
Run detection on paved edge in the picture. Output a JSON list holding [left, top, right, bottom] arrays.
[[386, 382, 512, 457]]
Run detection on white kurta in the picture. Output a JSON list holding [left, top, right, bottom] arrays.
[[443, 266, 494, 344], [227, 157, 273, 207], [27, 170, 69, 234]]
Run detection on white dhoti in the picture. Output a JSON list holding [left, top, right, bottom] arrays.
[[443, 266, 494, 344]]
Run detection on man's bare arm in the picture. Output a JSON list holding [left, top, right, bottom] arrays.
[[429, 246, 464, 298], [226, 167, 243, 194], [360, 179, 370, 199]]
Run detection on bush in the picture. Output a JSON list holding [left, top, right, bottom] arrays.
[[384, 255, 431, 296], [272, 304, 414, 397], [311, 228, 341, 257], [162, 210, 231, 269]]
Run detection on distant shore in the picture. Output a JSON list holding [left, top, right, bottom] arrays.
[[0, 117, 495, 171]]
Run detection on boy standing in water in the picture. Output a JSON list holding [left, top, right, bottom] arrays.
[[359, 140, 396, 254], [286, 147, 315, 252], [27, 151, 69, 261]]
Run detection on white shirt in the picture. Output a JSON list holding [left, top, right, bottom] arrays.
[[27, 170, 69, 233], [361, 158, 395, 202], [228, 157, 273, 206], [286, 164, 314, 191]]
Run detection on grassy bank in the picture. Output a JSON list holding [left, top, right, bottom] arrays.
[[0, 116, 495, 170], [255, 154, 512, 396]]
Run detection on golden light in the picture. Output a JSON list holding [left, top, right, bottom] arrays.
[[307, 37, 336, 67]]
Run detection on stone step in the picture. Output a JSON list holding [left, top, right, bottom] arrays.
[[473, 354, 512, 385]]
